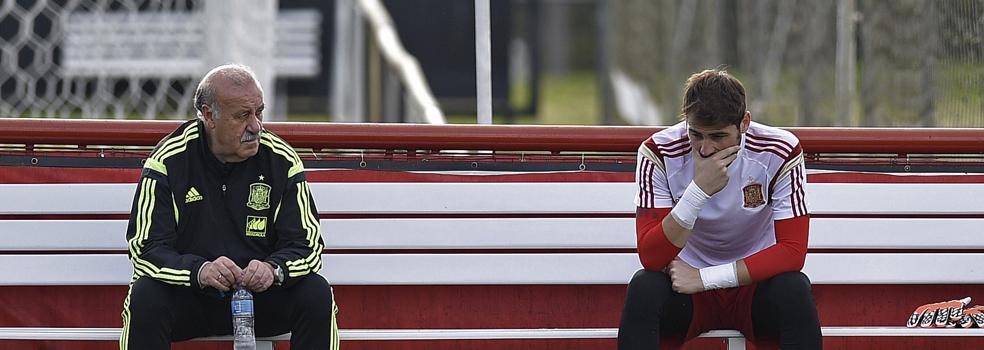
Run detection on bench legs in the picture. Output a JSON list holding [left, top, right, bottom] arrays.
[[726, 337, 746, 350]]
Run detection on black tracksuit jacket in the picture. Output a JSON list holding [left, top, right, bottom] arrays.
[[125, 119, 323, 290]]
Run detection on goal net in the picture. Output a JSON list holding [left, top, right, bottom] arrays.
[[0, 0, 280, 120]]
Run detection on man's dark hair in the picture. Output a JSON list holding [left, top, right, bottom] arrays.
[[679, 69, 747, 128]]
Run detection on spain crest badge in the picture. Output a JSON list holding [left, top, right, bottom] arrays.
[[742, 183, 765, 208], [246, 182, 271, 211]]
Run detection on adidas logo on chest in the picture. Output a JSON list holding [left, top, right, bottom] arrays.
[[185, 187, 203, 203]]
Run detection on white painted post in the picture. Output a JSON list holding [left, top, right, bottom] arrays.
[[475, 0, 492, 124], [835, 0, 857, 126], [331, 0, 366, 122], [205, 0, 279, 120]]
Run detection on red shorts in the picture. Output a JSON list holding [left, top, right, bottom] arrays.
[[685, 283, 758, 342]]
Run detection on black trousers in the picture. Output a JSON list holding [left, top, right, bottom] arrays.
[[121, 274, 337, 350], [618, 270, 822, 350]]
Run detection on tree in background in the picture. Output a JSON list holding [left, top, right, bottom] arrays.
[[609, 0, 982, 127]]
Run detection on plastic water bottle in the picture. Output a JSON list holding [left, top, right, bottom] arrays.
[[231, 287, 256, 350]]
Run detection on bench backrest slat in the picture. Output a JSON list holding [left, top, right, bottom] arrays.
[[3, 182, 984, 215], [3, 253, 983, 286], [3, 218, 984, 251], [2, 180, 981, 287]]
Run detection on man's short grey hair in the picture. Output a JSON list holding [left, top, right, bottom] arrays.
[[193, 64, 261, 119]]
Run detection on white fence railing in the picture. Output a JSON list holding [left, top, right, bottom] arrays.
[[331, 0, 445, 124]]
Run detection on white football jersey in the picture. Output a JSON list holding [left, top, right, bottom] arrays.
[[634, 121, 808, 268]]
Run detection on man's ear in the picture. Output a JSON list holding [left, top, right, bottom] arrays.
[[201, 104, 216, 129], [739, 111, 751, 133]]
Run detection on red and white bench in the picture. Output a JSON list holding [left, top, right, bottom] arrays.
[[1, 119, 983, 350]]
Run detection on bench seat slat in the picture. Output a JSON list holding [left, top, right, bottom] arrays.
[[2, 327, 983, 341]]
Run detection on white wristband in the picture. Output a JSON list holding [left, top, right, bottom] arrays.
[[669, 181, 710, 230], [699, 262, 739, 291]]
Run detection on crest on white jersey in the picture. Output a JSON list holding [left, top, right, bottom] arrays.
[[742, 183, 765, 208]]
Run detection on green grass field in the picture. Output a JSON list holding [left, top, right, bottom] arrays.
[[12, 65, 979, 128], [446, 71, 601, 125]]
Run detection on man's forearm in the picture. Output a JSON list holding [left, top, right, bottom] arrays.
[[635, 207, 681, 271], [742, 215, 810, 281], [736, 260, 752, 286], [665, 180, 710, 246], [661, 214, 691, 248]]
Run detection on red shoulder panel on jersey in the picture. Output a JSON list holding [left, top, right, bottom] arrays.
[[745, 133, 794, 152], [641, 137, 662, 162], [643, 135, 692, 161], [637, 155, 659, 208], [764, 141, 806, 216], [658, 136, 691, 159], [745, 134, 800, 160], [789, 161, 808, 216]]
